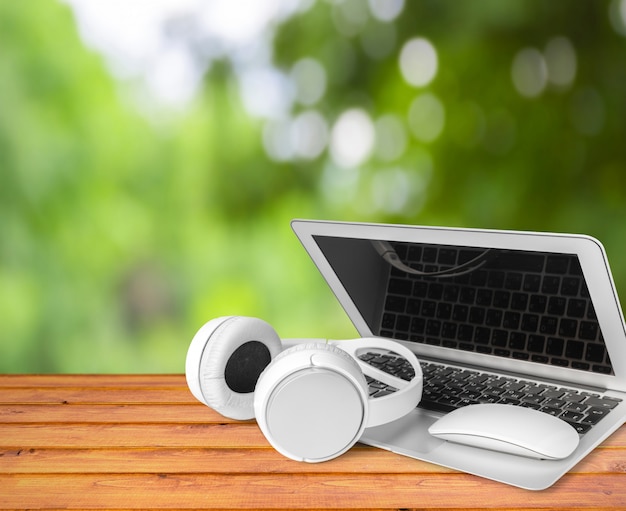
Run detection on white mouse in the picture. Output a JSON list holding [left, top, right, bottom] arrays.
[[428, 403, 580, 460]]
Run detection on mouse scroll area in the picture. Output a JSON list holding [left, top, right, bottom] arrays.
[[428, 404, 580, 460]]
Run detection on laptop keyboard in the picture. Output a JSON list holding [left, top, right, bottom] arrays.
[[359, 350, 622, 435]]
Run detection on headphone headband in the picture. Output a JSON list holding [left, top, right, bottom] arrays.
[[330, 337, 422, 427]]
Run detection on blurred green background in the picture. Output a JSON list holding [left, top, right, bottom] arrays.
[[2, 0, 626, 373]]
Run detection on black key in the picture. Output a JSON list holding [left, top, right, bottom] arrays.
[[476, 289, 493, 306], [565, 402, 589, 413], [522, 395, 546, 405], [559, 318, 578, 337], [410, 317, 425, 334], [502, 311, 521, 329], [436, 303, 452, 320], [381, 313, 396, 329], [471, 270, 488, 287], [566, 421, 592, 434], [546, 337, 564, 356], [539, 316, 558, 335], [561, 277, 581, 296], [543, 398, 567, 409], [503, 390, 525, 400], [493, 290, 511, 308], [426, 319, 442, 336], [438, 249, 457, 265], [389, 278, 413, 295], [510, 292, 528, 311], [583, 408, 609, 425], [385, 295, 406, 312], [396, 315, 410, 332], [452, 305, 469, 322], [527, 335, 546, 353], [592, 365, 612, 375], [441, 322, 457, 339], [509, 332, 526, 350], [485, 309, 503, 327], [460, 287, 476, 304], [561, 410, 586, 423], [567, 299, 587, 318], [413, 281, 428, 298], [474, 327, 491, 344], [500, 397, 521, 406], [501, 381, 525, 392], [504, 273, 523, 291], [495, 252, 545, 272], [457, 324, 473, 341], [443, 285, 460, 302], [419, 399, 458, 414], [528, 294, 547, 313], [423, 247, 437, 262], [428, 283, 444, 300], [542, 276, 561, 294], [551, 358, 569, 367], [421, 301, 437, 317], [491, 330, 508, 347], [584, 397, 621, 409], [478, 395, 502, 404], [565, 340, 584, 360], [483, 387, 506, 397], [487, 271, 505, 288], [523, 274, 541, 293], [547, 296, 567, 315], [542, 388, 565, 399], [408, 245, 422, 261], [585, 344, 606, 363], [541, 406, 562, 417], [579, 321, 599, 341], [546, 256, 570, 274], [563, 392, 586, 404], [469, 307, 485, 325], [521, 314, 539, 333]]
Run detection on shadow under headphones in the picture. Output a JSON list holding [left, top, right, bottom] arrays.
[[185, 316, 423, 463]]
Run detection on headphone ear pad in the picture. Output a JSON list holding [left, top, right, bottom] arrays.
[[186, 316, 283, 420], [254, 343, 369, 462]]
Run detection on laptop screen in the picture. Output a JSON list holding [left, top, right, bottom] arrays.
[[313, 235, 614, 376]]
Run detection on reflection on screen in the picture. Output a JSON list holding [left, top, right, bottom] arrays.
[[314, 235, 614, 375]]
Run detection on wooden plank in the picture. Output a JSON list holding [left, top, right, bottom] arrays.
[[1, 445, 624, 476], [0, 446, 453, 475], [0, 374, 186, 387], [1, 421, 625, 450], [0, 404, 233, 423], [0, 423, 266, 448], [1, 402, 625, 446], [1, 473, 625, 509], [0, 387, 197, 405]]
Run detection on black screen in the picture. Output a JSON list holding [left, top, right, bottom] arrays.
[[314, 235, 614, 375]]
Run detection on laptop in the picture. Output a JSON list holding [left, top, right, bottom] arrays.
[[291, 219, 626, 490]]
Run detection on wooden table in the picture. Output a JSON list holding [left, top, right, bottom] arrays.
[[1, 374, 625, 510]]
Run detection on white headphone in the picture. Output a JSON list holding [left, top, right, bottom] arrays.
[[186, 316, 423, 463]]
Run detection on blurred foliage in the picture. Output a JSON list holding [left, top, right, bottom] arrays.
[[1, 0, 625, 372]]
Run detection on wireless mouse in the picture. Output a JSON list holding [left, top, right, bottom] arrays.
[[428, 403, 580, 460]]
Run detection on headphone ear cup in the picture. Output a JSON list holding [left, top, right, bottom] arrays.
[[186, 316, 283, 420], [254, 343, 369, 462]]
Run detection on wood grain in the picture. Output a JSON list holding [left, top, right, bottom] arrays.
[[1, 473, 626, 509], [1, 374, 625, 510]]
